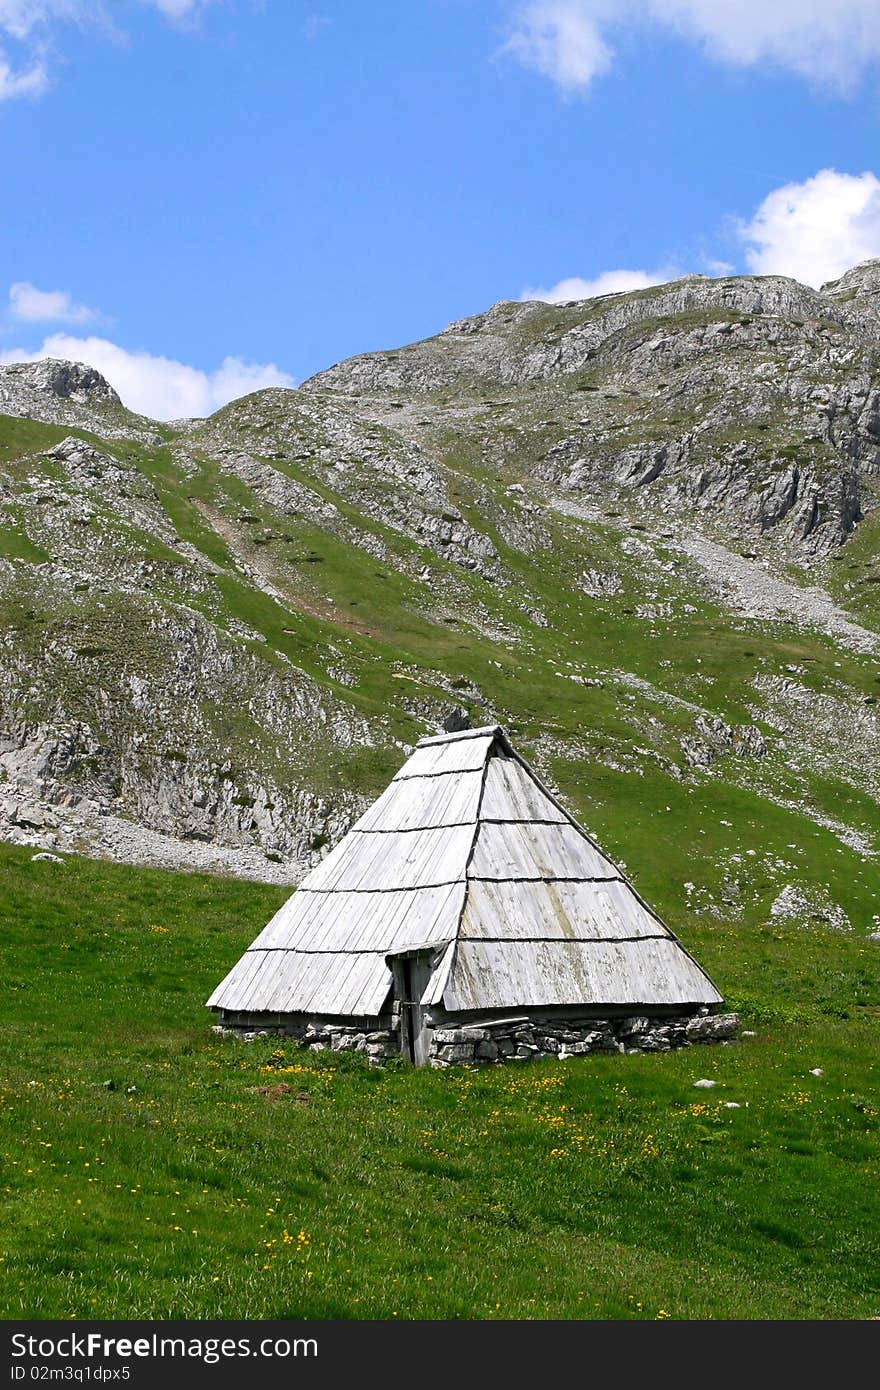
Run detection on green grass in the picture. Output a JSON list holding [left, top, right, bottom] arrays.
[[0, 415, 77, 465], [0, 519, 50, 564], [557, 761, 880, 943], [0, 844, 877, 1320]]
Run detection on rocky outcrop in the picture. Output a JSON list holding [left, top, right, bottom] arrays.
[[305, 274, 843, 395], [197, 389, 500, 578], [680, 715, 768, 770], [0, 360, 161, 443], [301, 267, 880, 562], [822, 259, 880, 334], [0, 359, 121, 406], [769, 884, 851, 932], [0, 568, 377, 877]]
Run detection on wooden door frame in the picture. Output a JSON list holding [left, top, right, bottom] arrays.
[[388, 956, 415, 1062], [387, 945, 440, 1065]]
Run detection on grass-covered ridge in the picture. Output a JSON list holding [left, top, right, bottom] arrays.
[[1, 844, 877, 1320]]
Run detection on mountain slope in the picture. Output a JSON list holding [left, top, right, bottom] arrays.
[[306, 270, 880, 561], [1, 270, 879, 953]]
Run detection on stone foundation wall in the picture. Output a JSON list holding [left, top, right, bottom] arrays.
[[212, 1016, 399, 1062], [299, 1019, 399, 1061], [426, 1009, 741, 1066], [212, 1007, 740, 1066]]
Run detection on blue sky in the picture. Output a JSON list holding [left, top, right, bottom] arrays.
[[2, 1, 880, 417]]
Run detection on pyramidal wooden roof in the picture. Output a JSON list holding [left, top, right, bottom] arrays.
[[207, 725, 722, 1019]]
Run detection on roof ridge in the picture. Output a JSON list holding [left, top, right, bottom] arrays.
[[416, 723, 506, 748]]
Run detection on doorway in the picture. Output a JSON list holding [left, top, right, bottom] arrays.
[[400, 951, 433, 1066]]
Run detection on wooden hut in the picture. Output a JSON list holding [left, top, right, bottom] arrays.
[[207, 725, 736, 1064]]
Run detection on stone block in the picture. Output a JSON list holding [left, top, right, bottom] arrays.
[[435, 1043, 474, 1062], [513, 1028, 536, 1044], [686, 1012, 740, 1043], [618, 1016, 650, 1037]]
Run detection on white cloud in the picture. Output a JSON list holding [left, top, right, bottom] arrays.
[[0, 3, 78, 39], [503, 1, 880, 94], [0, 45, 45, 97], [738, 169, 880, 287], [520, 267, 671, 302], [0, 0, 217, 101], [8, 281, 97, 324], [646, 0, 880, 90], [0, 334, 294, 419], [3, 3, 93, 28], [0, 0, 210, 30], [142, 1, 215, 21], [518, 172, 880, 300], [503, 2, 613, 94]]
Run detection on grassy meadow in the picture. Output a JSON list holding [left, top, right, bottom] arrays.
[[1, 842, 878, 1321]]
